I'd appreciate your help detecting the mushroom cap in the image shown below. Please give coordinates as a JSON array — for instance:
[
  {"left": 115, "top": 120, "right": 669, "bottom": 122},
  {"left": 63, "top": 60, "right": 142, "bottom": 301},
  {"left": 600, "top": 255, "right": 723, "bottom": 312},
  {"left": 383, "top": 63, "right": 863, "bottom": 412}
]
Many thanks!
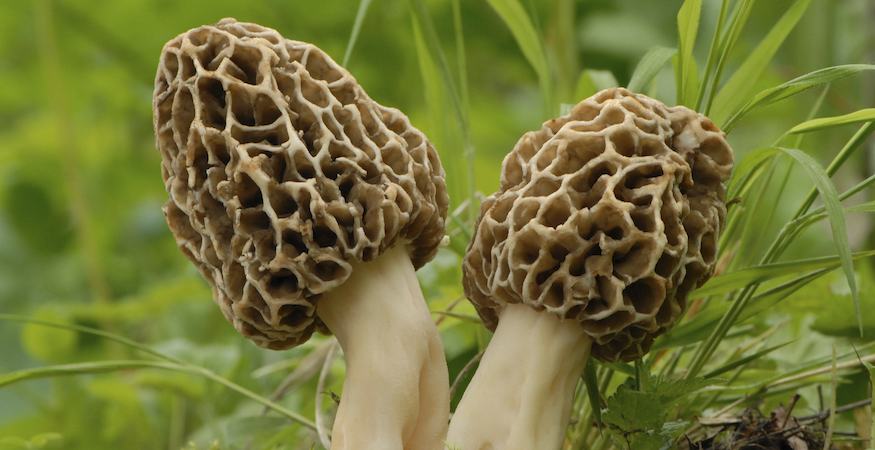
[
  {"left": 153, "top": 19, "right": 448, "bottom": 350},
  {"left": 462, "top": 88, "right": 733, "bottom": 362}
]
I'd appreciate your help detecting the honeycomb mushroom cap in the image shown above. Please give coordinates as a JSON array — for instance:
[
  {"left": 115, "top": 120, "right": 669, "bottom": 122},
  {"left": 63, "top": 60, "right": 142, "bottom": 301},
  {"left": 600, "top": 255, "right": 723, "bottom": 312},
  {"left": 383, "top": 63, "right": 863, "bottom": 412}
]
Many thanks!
[
  {"left": 462, "top": 88, "right": 733, "bottom": 362},
  {"left": 153, "top": 19, "right": 448, "bottom": 350}
]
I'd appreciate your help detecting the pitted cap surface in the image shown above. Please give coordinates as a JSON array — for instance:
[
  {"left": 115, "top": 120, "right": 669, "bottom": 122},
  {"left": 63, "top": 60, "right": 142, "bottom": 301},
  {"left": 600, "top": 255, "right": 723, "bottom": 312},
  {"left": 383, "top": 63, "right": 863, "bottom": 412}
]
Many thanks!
[
  {"left": 462, "top": 88, "right": 732, "bottom": 362},
  {"left": 154, "top": 19, "right": 448, "bottom": 350}
]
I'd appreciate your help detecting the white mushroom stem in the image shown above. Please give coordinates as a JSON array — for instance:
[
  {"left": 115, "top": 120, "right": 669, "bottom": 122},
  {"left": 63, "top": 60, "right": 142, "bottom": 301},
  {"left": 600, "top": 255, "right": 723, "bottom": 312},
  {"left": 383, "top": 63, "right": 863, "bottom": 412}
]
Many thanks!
[
  {"left": 446, "top": 303, "right": 593, "bottom": 450},
  {"left": 317, "top": 245, "right": 450, "bottom": 450}
]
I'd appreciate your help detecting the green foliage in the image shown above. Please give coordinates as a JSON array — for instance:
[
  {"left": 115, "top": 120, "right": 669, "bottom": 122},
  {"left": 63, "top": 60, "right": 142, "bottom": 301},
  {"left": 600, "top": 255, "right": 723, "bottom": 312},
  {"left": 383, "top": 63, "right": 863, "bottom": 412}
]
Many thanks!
[
  {"left": 602, "top": 361, "right": 719, "bottom": 450},
  {"left": 0, "top": 434, "right": 63, "bottom": 450},
  {"left": 1, "top": 0, "right": 874, "bottom": 448}
]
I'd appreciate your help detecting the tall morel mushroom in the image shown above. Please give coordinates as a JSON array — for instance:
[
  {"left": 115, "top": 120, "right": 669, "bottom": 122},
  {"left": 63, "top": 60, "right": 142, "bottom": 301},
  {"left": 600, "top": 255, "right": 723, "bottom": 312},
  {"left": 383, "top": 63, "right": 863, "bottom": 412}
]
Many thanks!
[
  {"left": 153, "top": 19, "right": 450, "bottom": 450},
  {"left": 447, "top": 88, "right": 733, "bottom": 450}
]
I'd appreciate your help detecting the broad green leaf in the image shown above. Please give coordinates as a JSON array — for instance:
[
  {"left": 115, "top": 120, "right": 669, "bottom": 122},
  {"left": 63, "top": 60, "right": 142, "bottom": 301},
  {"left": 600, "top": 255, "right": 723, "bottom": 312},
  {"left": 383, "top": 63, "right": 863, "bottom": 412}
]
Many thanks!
[
  {"left": 778, "top": 147, "right": 859, "bottom": 333},
  {"left": 627, "top": 46, "right": 677, "bottom": 94},
  {"left": 788, "top": 108, "right": 875, "bottom": 134},
  {"left": 675, "top": 0, "right": 702, "bottom": 106},
  {"left": 484, "top": 0, "right": 553, "bottom": 115},
  {"left": 691, "top": 250, "right": 875, "bottom": 299},
  {"left": 574, "top": 69, "right": 618, "bottom": 101},
  {"left": 722, "top": 65, "right": 875, "bottom": 132},
  {"left": 709, "top": 0, "right": 812, "bottom": 122},
  {"left": 342, "top": 0, "right": 374, "bottom": 67}
]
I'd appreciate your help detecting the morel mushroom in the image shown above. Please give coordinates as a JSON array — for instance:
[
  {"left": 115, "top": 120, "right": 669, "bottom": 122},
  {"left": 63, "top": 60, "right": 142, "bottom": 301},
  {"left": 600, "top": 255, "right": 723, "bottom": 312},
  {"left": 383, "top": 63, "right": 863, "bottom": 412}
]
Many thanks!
[
  {"left": 153, "top": 19, "right": 450, "bottom": 450},
  {"left": 447, "top": 88, "right": 733, "bottom": 450}
]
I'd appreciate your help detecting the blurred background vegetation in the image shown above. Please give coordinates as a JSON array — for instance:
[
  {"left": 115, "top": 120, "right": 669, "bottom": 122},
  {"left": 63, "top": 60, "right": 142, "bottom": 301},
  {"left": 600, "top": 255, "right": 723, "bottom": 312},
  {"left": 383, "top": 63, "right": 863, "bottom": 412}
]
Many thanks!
[{"left": 0, "top": 0, "right": 873, "bottom": 449}]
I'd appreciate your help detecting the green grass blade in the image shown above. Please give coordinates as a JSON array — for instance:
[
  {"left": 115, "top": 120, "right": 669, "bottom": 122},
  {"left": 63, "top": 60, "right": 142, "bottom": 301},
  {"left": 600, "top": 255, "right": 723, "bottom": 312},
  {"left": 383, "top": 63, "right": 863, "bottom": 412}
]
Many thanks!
[
  {"left": 778, "top": 147, "right": 860, "bottom": 333},
  {"left": 691, "top": 250, "right": 875, "bottom": 299},
  {"left": 788, "top": 108, "right": 875, "bottom": 134},
  {"left": 0, "top": 315, "right": 321, "bottom": 431},
  {"left": 701, "top": 339, "right": 797, "bottom": 379},
  {"left": 709, "top": 0, "right": 811, "bottom": 121},
  {"left": 702, "top": 0, "right": 756, "bottom": 115},
  {"left": 0, "top": 360, "right": 192, "bottom": 388},
  {"left": 722, "top": 65, "right": 875, "bottom": 132},
  {"left": 342, "top": 0, "right": 374, "bottom": 67},
  {"left": 786, "top": 84, "right": 830, "bottom": 149},
  {"left": 583, "top": 359, "right": 603, "bottom": 434},
  {"left": 484, "top": 0, "right": 553, "bottom": 115},
  {"left": 407, "top": 0, "right": 467, "bottom": 131},
  {"left": 675, "top": 0, "right": 702, "bottom": 106},
  {"left": 726, "top": 147, "right": 782, "bottom": 201},
  {"left": 654, "top": 269, "right": 828, "bottom": 351},
  {"left": 430, "top": 310, "right": 482, "bottom": 324},
  {"left": 694, "top": 0, "right": 730, "bottom": 110},
  {"left": 0, "top": 314, "right": 185, "bottom": 365},
  {"left": 793, "top": 122, "right": 875, "bottom": 217},
  {"left": 627, "top": 46, "right": 677, "bottom": 94}
]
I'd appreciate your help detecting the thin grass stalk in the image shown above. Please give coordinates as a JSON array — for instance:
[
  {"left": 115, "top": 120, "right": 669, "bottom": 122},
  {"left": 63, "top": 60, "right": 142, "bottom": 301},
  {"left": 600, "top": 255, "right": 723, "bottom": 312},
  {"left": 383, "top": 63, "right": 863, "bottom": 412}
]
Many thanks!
[
  {"left": 33, "top": 0, "right": 110, "bottom": 303},
  {"left": 450, "top": 0, "right": 477, "bottom": 229},
  {"left": 694, "top": 0, "right": 731, "bottom": 111},
  {"left": 822, "top": 345, "right": 837, "bottom": 450},
  {"left": 342, "top": 0, "right": 373, "bottom": 67},
  {"left": 703, "top": 0, "right": 757, "bottom": 116}
]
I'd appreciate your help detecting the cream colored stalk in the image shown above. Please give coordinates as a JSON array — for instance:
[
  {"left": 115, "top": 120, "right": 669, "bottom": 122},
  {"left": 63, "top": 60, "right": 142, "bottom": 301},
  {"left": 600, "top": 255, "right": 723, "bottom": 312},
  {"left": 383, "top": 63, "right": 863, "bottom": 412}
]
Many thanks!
[{"left": 318, "top": 245, "right": 450, "bottom": 450}]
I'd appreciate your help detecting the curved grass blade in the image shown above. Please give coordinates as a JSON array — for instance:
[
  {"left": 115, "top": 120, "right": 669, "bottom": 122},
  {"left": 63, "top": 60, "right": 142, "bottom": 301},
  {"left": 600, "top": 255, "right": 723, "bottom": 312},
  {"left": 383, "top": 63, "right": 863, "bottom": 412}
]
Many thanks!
[
  {"left": 709, "top": 0, "right": 811, "bottom": 121},
  {"left": 484, "top": 0, "right": 553, "bottom": 115},
  {"left": 0, "top": 314, "right": 185, "bottom": 364},
  {"left": 792, "top": 121, "right": 875, "bottom": 216},
  {"left": 0, "top": 315, "right": 321, "bottom": 431},
  {"left": 691, "top": 250, "right": 875, "bottom": 299},
  {"left": 654, "top": 268, "right": 828, "bottom": 351},
  {"left": 726, "top": 147, "right": 782, "bottom": 200},
  {"left": 430, "top": 310, "right": 482, "bottom": 324},
  {"left": 0, "top": 360, "right": 188, "bottom": 388},
  {"left": 778, "top": 147, "right": 859, "bottom": 334},
  {"left": 701, "top": 339, "right": 797, "bottom": 379},
  {"left": 675, "top": 0, "right": 702, "bottom": 106},
  {"left": 342, "top": 0, "right": 374, "bottom": 67},
  {"left": 627, "top": 46, "right": 677, "bottom": 94},
  {"left": 722, "top": 65, "right": 875, "bottom": 132},
  {"left": 787, "top": 108, "right": 875, "bottom": 134}
]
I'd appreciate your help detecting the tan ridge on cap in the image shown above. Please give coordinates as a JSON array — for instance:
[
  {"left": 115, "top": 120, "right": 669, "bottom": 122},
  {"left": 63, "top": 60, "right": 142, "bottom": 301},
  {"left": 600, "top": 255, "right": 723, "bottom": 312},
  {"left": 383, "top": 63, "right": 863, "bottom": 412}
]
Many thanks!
[
  {"left": 153, "top": 18, "right": 448, "bottom": 350},
  {"left": 463, "top": 88, "right": 733, "bottom": 363}
]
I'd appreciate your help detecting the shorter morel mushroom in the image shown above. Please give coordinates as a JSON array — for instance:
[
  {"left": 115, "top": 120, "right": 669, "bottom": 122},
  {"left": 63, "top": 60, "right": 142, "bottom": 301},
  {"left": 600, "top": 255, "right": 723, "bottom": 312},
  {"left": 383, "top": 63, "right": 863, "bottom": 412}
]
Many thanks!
[
  {"left": 153, "top": 19, "right": 450, "bottom": 450},
  {"left": 447, "top": 88, "right": 733, "bottom": 450}
]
